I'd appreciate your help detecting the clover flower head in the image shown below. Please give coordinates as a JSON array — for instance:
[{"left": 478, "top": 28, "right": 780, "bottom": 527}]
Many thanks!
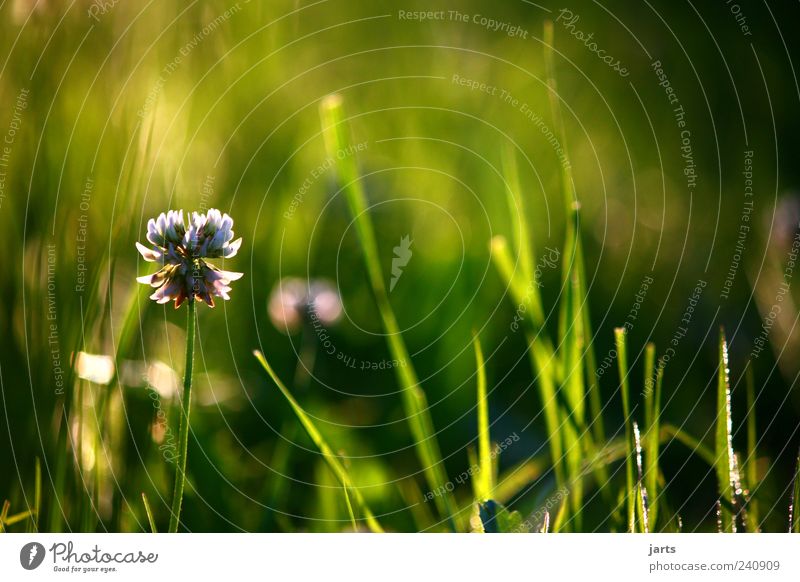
[{"left": 136, "top": 208, "right": 243, "bottom": 308}]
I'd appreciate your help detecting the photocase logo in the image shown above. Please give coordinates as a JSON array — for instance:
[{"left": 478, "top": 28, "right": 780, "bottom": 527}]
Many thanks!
[
  {"left": 20, "top": 542, "right": 46, "bottom": 570},
  {"left": 390, "top": 235, "right": 413, "bottom": 292}
]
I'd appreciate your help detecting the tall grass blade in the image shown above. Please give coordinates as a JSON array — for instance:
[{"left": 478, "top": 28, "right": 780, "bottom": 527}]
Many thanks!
[
  {"left": 253, "top": 350, "right": 384, "bottom": 533},
  {"left": 791, "top": 447, "right": 800, "bottom": 533},
  {"left": 530, "top": 339, "right": 566, "bottom": 490},
  {"left": 543, "top": 19, "right": 611, "bottom": 524},
  {"left": 715, "top": 327, "right": 736, "bottom": 532},
  {"left": 744, "top": 363, "right": 760, "bottom": 531},
  {"left": 32, "top": 457, "right": 41, "bottom": 532},
  {"left": 141, "top": 493, "right": 157, "bottom": 533},
  {"left": 490, "top": 234, "right": 566, "bottom": 496},
  {"left": 644, "top": 345, "right": 662, "bottom": 530},
  {"left": 473, "top": 335, "right": 492, "bottom": 502},
  {"left": 633, "top": 422, "right": 649, "bottom": 533},
  {"left": 320, "top": 95, "right": 457, "bottom": 530},
  {"left": 501, "top": 145, "right": 541, "bottom": 324},
  {"left": 614, "top": 328, "right": 635, "bottom": 532},
  {"left": 342, "top": 482, "right": 359, "bottom": 532}
]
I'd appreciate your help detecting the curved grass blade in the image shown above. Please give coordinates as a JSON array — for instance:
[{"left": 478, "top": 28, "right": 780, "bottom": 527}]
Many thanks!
[
  {"left": 660, "top": 424, "right": 716, "bottom": 467},
  {"left": 320, "top": 96, "right": 457, "bottom": 530},
  {"left": 254, "top": 350, "right": 383, "bottom": 533}
]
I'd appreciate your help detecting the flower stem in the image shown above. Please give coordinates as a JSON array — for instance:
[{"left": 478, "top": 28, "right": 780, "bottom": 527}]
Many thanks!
[{"left": 169, "top": 299, "right": 195, "bottom": 533}]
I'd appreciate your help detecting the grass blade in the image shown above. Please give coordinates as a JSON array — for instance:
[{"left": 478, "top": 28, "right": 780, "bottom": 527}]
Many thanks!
[
  {"left": 473, "top": 334, "right": 492, "bottom": 502},
  {"left": 530, "top": 338, "right": 566, "bottom": 491},
  {"left": 744, "top": 363, "right": 760, "bottom": 531},
  {"left": 715, "top": 327, "right": 736, "bottom": 532},
  {"left": 490, "top": 228, "right": 566, "bottom": 500},
  {"left": 32, "top": 457, "right": 41, "bottom": 532},
  {"left": 0, "top": 500, "right": 9, "bottom": 533},
  {"left": 633, "top": 422, "right": 649, "bottom": 533},
  {"left": 644, "top": 347, "right": 663, "bottom": 531},
  {"left": 320, "top": 95, "right": 457, "bottom": 530},
  {"left": 614, "top": 328, "right": 635, "bottom": 532},
  {"left": 661, "top": 424, "right": 716, "bottom": 467},
  {"left": 254, "top": 350, "right": 383, "bottom": 533},
  {"left": 141, "top": 493, "right": 157, "bottom": 533},
  {"left": 501, "top": 145, "right": 542, "bottom": 325}
]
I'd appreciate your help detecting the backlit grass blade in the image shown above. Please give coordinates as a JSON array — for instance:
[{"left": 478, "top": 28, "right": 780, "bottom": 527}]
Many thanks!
[
  {"left": 715, "top": 327, "right": 736, "bottom": 532},
  {"left": 633, "top": 422, "right": 649, "bottom": 533},
  {"left": 320, "top": 95, "right": 457, "bottom": 530},
  {"left": 744, "top": 363, "right": 760, "bottom": 531},
  {"left": 473, "top": 335, "right": 492, "bottom": 502},
  {"left": 530, "top": 338, "right": 566, "bottom": 491},
  {"left": 644, "top": 346, "right": 663, "bottom": 531},
  {"left": 501, "top": 144, "right": 542, "bottom": 324},
  {"left": 254, "top": 350, "right": 384, "bottom": 533},
  {"left": 544, "top": 20, "right": 612, "bottom": 523},
  {"left": 490, "top": 217, "right": 565, "bottom": 497},
  {"left": 614, "top": 328, "right": 635, "bottom": 532},
  {"left": 543, "top": 20, "right": 577, "bottom": 218},
  {"left": 141, "top": 492, "right": 157, "bottom": 533},
  {"left": 543, "top": 17, "right": 605, "bottom": 438}
]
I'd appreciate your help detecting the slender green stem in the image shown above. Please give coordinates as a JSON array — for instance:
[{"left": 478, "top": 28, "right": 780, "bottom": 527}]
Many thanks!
[{"left": 169, "top": 299, "right": 196, "bottom": 533}]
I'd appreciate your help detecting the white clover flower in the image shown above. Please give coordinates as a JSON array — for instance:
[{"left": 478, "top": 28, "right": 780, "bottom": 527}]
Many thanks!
[{"left": 136, "top": 208, "right": 243, "bottom": 308}]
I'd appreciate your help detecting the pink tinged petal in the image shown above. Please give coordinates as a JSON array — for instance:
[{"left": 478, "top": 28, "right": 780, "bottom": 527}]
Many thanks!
[
  {"left": 204, "top": 267, "right": 243, "bottom": 284},
  {"left": 151, "top": 289, "right": 172, "bottom": 304},
  {"left": 136, "top": 242, "right": 162, "bottom": 262},
  {"left": 136, "top": 274, "right": 154, "bottom": 285}
]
